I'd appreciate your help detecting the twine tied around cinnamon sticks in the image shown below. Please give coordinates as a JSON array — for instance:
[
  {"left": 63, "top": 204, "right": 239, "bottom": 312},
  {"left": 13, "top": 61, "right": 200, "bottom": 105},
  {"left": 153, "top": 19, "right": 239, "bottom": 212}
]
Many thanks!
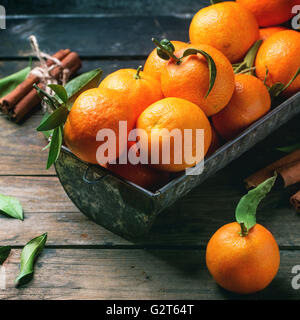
[
  {"left": 29, "top": 35, "right": 69, "bottom": 112},
  {"left": 0, "top": 35, "right": 81, "bottom": 123}
]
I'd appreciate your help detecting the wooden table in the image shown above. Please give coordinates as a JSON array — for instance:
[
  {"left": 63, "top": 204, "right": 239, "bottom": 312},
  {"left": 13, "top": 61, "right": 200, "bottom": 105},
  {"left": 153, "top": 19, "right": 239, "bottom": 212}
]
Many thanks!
[{"left": 0, "top": 0, "right": 300, "bottom": 300}]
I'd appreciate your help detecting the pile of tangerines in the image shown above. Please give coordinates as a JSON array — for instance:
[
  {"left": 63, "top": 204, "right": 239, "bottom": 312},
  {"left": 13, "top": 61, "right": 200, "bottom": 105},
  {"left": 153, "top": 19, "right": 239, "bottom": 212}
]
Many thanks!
[
  {"left": 64, "top": 0, "right": 300, "bottom": 190},
  {"left": 63, "top": 0, "right": 300, "bottom": 295}
]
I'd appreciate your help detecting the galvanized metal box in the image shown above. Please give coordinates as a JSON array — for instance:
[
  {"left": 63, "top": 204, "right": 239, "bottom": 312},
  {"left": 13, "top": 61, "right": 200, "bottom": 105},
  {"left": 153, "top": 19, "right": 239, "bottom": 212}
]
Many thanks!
[{"left": 55, "top": 92, "right": 300, "bottom": 239}]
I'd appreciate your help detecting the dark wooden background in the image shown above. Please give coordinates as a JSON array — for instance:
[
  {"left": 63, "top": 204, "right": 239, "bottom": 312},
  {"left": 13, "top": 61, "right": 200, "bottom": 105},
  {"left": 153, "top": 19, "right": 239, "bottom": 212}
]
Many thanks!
[{"left": 0, "top": 0, "right": 300, "bottom": 300}]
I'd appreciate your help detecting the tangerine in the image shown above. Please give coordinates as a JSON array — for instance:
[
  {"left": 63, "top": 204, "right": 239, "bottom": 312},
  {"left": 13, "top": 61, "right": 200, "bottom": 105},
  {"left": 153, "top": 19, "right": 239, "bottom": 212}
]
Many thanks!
[
  {"left": 206, "top": 222, "right": 280, "bottom": 294},
  {"left": 189, "top": 2, "right": 259, "bottom": 63},
  {"left": 137, "top": 97, "right": 212, "bottom": 172},
  {"left": 212, "top": 74, "right": 271, "bottom": 141}
]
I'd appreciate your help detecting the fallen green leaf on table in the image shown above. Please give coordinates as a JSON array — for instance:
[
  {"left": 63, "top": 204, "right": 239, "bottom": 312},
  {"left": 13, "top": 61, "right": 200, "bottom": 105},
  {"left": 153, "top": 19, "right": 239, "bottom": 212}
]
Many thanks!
[
  {"left": 0, "top": 193, "right": 23, "bottom": 220},
  {"left": 236, "top": 173, "right": 277, "bottom": 235},
  {"left": 0, "top": 64, "right": 31, "bottom": 99},
  {"left": 15, "top": 233, "right": 47, "bottom": 287},
  {"left": 0, "top": 246, "right": 11, "bottom": 265}
]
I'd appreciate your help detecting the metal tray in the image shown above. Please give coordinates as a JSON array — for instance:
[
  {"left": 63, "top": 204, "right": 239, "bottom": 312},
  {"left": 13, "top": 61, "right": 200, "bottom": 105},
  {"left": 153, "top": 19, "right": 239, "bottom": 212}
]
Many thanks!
[{"left": 55, "top": 91, "right": 300, "bottom": 239}]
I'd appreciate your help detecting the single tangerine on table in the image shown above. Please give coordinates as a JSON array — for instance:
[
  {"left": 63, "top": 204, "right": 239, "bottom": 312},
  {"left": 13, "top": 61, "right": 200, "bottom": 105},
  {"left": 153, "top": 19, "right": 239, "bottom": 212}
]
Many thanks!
[
  {"left": 259, "top": 26, "right": 289, "bottom": 41},
  {"left": 206, "top": 175, "right": 280, "bottom": 294},
  {"left": 206, "top": 222, "right": 280, "bottom": 294},
  {"left": 137, "top": 97, "right": 212, "bottom": 172},
  {"left": 189, "top": 2, "right": 259, "bottom": 63},
  {"left": 64, "top": 87, "right": 135, "bottom": 164},
  {"left": 236, "top": 0, "right": 296, "bottom": 27},
  {"left": 160, "top": 43, "right": 235, "bottom": 116},
  {"left": 212, "top": 74, "right": 271, "bottom": 141},
  {"left": 144, "top": 40, "right": 188, "bottom": 83},
  {"left": 255, "top": 30, "right": 300, "bottom": 97},
  {"left": 99, "top": 67, "right": 163, "bottom": 122}
]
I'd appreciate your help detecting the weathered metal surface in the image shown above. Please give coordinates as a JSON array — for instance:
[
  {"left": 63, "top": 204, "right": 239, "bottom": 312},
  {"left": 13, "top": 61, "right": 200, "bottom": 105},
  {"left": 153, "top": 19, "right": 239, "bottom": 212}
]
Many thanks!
[
  {"left": 55, "top": 151, "right": 161, "bottom": 239},
  {"left": 55, "top": 92, "right": 300, "bottom": 238}
]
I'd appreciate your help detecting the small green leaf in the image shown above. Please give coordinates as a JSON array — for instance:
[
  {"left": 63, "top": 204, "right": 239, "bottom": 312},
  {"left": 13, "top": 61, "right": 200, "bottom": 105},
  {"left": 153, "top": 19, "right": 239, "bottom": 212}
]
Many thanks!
[
  {"left": 181, "top": 48, "right": 217, "bottom": 98},
  {"left": 65, "top": 68, "right": 103, "bottom": 109},
  {"left": 0, "top": 246, "right": 11, "bottom": 265},
  {"left": 282, "top": 67, "right": 300, "bottom": 93},
  {"left": 233, "top": 40, "right": 262, "bottom": 75},
  {"left": 235, "top": 173, "right": 277, "bottom": 234},
  {"left": 39, "top": 112, "right": 53, "bottom": 139},
  {"left": 46, "top": 126, "right": 63, "bottom": 169},
  {"left": 269, "top": 82, "right": 285, "bottom": 100},
  {"left": 15, "top": 233, "right": 47, "bottom": 287},
  {"left": 269, "top": 67, "right": 300, "bottom": 100},
  {"left": 0, "top": 66, "right": 31, "bottom": 99},
  {"left": 48, "top": 84, "right": 68, "bottom": 104},
  {"left": 0, "top": 193, "right": 23, "bottom": 220},
  {"left": 277, "top": 143, "right": 300, "bottom": 153},
  {"left": 37, "top": 106, "right": 68, "bottom": 131}
]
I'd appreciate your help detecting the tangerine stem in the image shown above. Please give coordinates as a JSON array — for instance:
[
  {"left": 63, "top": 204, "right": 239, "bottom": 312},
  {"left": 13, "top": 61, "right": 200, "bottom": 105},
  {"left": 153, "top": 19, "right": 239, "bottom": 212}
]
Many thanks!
[
  {"left": 240, "top": 223, "right": 248, "bottom": 237},
  {"left": 33, "top": 84, "right": 57, "bottom": 111},
  {"left": 151, "top": 38, "right": 181, "bottom": 63},
  {"left": 134, "top": 65, "right": 143, "bottom": 79}
]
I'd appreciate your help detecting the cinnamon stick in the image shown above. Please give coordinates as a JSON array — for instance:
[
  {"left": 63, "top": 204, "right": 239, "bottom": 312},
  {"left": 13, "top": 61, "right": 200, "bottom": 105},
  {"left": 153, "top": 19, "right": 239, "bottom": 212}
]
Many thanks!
[
  {"left": 12, "top": 83, "right": 42, "bottom": 123},
  {"left": 277, "top": 160, "right": 300, "bottom": 188},
  {"left": 244, "top": 149, "right": 300, "bottom": 189},
  {"left": 50, "top": 51, "right": 81, "bottom": 78},
  {"left": 0, "top": 49, "right": 70, "bottom": 112},
  {"left": 4, "top": 50, "right": 81, "bottom": 123},
  {"left": 290, "top": 190, "right": 300, "bottom": 213}
]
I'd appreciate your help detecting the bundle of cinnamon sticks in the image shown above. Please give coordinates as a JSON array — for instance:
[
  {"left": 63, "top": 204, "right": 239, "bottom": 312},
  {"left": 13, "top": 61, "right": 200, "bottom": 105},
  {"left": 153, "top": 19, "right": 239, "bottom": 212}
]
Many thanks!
[
  {"left": 0, "top": 49, "right": 81, "bottom": 123},
  {"left": 245, "top": 149, "right": 300, "bottom": 212}
]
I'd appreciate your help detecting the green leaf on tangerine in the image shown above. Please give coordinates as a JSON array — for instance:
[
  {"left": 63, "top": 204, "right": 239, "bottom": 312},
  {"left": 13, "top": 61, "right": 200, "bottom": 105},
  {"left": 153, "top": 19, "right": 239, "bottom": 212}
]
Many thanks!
[
  {"left": 181, "top": 48, "right": 217, "bottom": 98},
  {"left": 48, "top": 84, "right": 68, "bottom": 104},
  {"left": 65, "top": 68, "right": 103, "bottom": 110},
  {"left": 235, "top": 173, "right": 277, "bottom": 234},
  {"left": 46, "top": 125, "right": 63, "bottom": 169},
  {"left": 37, "top": 106, "right": 68, "bottom": 131}
]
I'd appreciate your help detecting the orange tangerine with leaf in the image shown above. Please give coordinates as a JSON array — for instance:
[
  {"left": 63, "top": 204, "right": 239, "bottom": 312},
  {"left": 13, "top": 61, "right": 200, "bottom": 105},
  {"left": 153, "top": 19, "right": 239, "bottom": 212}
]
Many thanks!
[
  {"left": 255, "top": 30, "right": 300, "bottom": 97},
  {"left": 144, "top": 40, "right": 188, "bottom": 83},
  {"left": 154, "top": 39, "right": 235, "bottom": 117},
  {"left": 206, "top": 175, "right": 280, "bottom": 294}
]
